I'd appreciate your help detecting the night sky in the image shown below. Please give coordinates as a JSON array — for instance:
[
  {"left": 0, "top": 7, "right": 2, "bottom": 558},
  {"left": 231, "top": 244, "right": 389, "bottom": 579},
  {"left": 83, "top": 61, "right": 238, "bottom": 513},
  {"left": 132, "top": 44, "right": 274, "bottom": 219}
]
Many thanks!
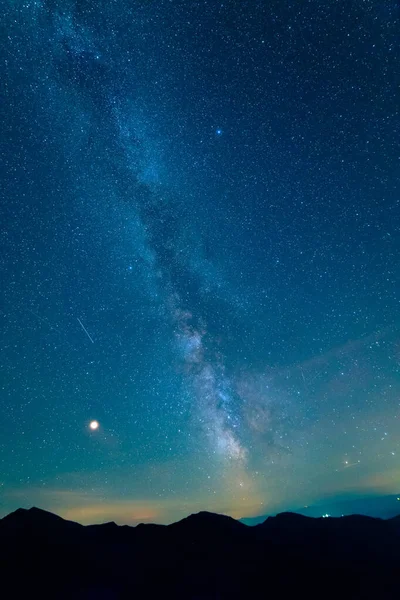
[{"left": 1, "top": 0, "right": 400, "bottom": 525}]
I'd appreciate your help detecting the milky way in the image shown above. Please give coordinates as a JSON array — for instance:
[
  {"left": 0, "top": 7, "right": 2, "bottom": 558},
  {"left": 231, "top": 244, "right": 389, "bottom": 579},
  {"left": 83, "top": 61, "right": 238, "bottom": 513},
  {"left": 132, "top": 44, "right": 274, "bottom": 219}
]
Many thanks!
[{"left": 1, "top": 0, "right": 399, "bottom": 524}]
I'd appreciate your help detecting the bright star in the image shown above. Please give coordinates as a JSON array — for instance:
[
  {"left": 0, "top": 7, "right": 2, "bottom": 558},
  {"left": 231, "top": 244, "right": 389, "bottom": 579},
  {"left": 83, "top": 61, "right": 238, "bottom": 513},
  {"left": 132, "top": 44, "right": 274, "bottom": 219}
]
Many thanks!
[
  {"left": 216, "top": 129, "right": 222, "bottom": 136},
  {"left": 89, "top": 420, "right": 99, "bottom": 431}
]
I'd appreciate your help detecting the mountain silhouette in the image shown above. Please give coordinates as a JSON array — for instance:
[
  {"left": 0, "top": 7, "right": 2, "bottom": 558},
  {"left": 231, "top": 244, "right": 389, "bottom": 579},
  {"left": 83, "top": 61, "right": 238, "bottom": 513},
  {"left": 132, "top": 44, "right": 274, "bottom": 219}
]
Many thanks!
[
  {"left": 240, "top": 494, "right": 400, "bottom": 524},
  {"left": 1, "top": 507, "right": 399, "bottom": 599},
  {"left": 170, "top": 510, "right": 247, "bottom": 536},
  {"left": 1, "top": 506, "right": 81, "bottom": 529}
]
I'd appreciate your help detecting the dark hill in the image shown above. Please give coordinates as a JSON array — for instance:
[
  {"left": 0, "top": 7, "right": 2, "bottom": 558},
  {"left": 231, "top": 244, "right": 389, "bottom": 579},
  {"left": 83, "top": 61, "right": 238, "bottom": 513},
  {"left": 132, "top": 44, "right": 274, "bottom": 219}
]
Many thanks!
[
  {"left": 170, "top": 510, "right": 247, "bottom": 536},
  {"left": 0, "top": 507, "right": 399, "bottom": 599},
  {"left": 0, "top": 506, "right": 83, "bottom": 537}
]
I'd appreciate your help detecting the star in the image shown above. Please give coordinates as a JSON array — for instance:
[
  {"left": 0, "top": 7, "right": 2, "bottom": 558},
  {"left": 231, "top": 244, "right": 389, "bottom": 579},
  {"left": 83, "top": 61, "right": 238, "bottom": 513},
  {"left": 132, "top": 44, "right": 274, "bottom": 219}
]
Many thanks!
[{"left": 89, "top": 420, "right": 99, "bottom": 431}]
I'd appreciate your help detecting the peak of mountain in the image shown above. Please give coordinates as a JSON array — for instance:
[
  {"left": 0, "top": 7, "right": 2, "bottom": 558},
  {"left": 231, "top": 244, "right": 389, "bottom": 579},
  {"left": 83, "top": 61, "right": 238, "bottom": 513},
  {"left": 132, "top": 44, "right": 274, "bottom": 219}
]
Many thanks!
[
  {"left": 86, "top": 521, "right": 118, "bottom": 530},
  {"left": 0, "top": 506, "right": 82, "bottom": 534},
  {"left": 257, "top": 511, "right": 313, "bottom": 527},
  {"left": 179, "top": 510, "right": 234, "bottom": 522},
  {"left": 3, "top": 506, "right": 64, "bottom": 523},
  {"left": 255, "top": 511, "right": 317, "bottom": 538},
  {"left": 29, "top": 506, "right": 69, "bottom": 521},
  {"left": 136, "top": 522, "right": 166, "bottom": 530},
  {"left": 171, "top": 510, "right": 246, "bottom": 531},
  {"left": 274, "top": 511, "right": 313, "bottom": 521},
  {"left": 338, "top": 513, "right": 381, "bottom": 523}
]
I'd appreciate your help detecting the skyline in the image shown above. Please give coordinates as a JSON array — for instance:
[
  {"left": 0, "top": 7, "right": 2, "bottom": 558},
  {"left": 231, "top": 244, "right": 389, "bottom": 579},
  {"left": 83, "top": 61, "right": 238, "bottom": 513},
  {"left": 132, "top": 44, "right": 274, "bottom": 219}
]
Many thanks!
[{"left": 1, "top": 0, "right": 399, "bottom": 525}]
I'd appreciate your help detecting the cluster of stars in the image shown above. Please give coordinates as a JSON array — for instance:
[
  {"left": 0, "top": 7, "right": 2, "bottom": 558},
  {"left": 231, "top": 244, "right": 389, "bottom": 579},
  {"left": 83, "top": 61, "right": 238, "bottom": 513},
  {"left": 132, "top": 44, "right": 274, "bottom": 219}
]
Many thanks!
[{"left": 0, "top": 0, "right": 399, "bottom": 525}]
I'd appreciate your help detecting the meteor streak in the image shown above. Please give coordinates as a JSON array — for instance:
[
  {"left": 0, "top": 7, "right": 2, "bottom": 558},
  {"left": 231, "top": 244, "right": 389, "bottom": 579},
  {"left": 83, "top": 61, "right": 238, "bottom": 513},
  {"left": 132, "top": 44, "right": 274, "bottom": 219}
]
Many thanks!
[{"left": 77, "top": 318, "right": 94, "bottom": 344}]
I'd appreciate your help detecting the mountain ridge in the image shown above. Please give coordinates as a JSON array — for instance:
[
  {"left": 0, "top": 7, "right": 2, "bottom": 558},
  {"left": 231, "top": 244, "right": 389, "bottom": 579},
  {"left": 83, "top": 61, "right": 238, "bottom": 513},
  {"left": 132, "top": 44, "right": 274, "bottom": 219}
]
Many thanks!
[
  {"left": 240, "top": 494, "right": 400, "bottom": 525},
  {"left": 3, "top": 505, "right": 399, "bottom": 529},
  {"left": 1, "top": 506, "right": 399, "bottom": 598}
]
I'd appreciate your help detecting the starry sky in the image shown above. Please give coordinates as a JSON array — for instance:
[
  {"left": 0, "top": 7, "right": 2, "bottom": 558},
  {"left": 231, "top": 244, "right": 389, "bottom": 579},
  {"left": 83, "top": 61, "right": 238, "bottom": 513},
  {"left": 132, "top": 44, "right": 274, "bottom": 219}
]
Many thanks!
[{"left": 1, "top": 0, "right": 399, "bottom": 525}]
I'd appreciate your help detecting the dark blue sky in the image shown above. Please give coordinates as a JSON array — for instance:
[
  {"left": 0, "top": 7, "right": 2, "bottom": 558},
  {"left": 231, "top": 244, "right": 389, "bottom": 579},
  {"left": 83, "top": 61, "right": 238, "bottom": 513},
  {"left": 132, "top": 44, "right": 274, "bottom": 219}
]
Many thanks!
[{"left": 1, "top": 0, "right": 399, "bottom": 524}]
